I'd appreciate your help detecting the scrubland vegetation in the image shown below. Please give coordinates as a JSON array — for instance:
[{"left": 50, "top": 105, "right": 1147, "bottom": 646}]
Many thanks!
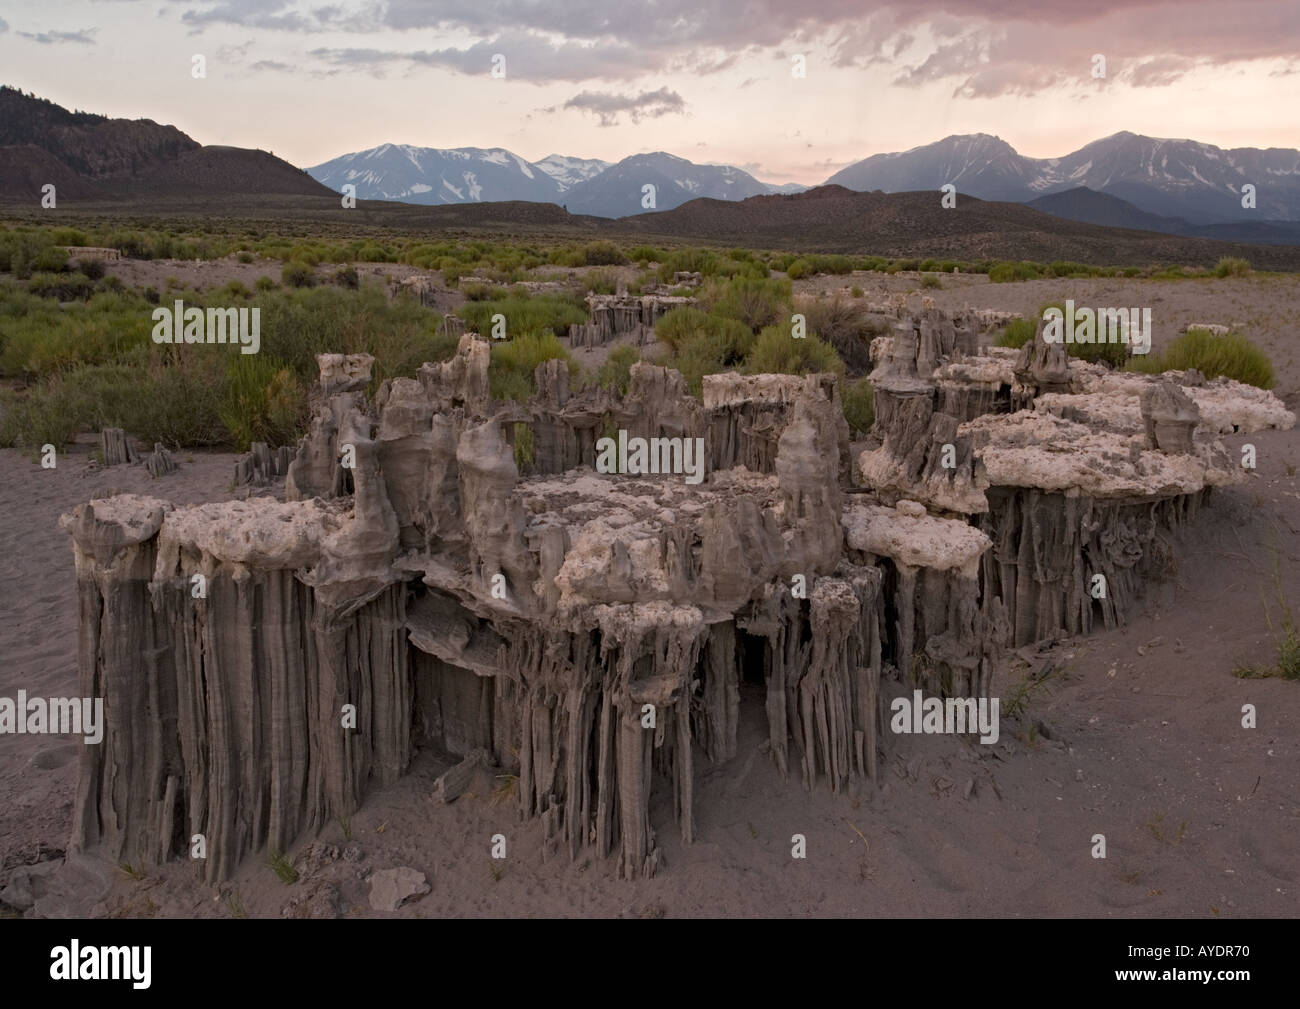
[
  {"left": 0, "top": 222, "right": 1279, "bottom": 457},
  {"left": 994, "top": 300, "right": 1275, "bottom": 387}
]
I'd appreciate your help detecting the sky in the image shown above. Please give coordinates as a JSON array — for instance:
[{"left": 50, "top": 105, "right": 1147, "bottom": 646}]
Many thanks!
[{"left": 1, "top": 0, "right": 1297, "bottom": 184}]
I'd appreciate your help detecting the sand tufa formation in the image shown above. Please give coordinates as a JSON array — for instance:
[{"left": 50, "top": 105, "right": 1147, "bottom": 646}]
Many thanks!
[{"left": 63, "top": 309, "right": 1293, "bottom": 881}]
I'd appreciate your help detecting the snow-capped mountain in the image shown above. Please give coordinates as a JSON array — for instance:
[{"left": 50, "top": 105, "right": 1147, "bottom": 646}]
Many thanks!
[
  {"left": 534, "top": 154, "right": 610, "bottom": 191},
  {"left": 827, "top": 134, "right": 1038, "bottom": 203},
  {"left": 827, "top": 132, "right": 1300, "bottom": 223},
  {"left": 307, "top": 144, "right": 802, "bottom": 215},
  {"left": 307, "top": 144, "right": 566, "bottom": 204},
  {"left": 1033, "top": 132, "right": 1300, "bottom": 223},
  {"left": 561, "top": 152, "right": 790, "bottom": 218}
]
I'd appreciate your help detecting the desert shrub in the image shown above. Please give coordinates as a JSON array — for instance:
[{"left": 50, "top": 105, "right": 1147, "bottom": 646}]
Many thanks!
[
  {"left": 994, "top": 317, "right": 1036, "bottom": 349},
  {"left": 697, "top": 274, "right": 792, "bottom": 333},
  {"left": 711, "top": 257, "right": 769, "bottom": 280},
  {"left": 332, "top": 265, "right": 359, "bottom": 289},
  {"left": 712, "top": 317, "right": 758, "bottom": 361},
  {"left": 795, "top": 295, "right": 881, "bottom": 375},
  {"left": 1214, "top": 257, "right": 1251, "bottom": 278},
  {"left": 459, "top": 293, "right": 586, "bottom": 341},
  {"left": 628, "top": 245, "right": 663, "bottom": 264},
  {"left": 1127, "top": 328, "right": 1274, "bottom": 389},
  {"left": 0, "top": 372, "right": 97, "bottom": 450},
  {"left": 27, "top": 271, "right": 94, "bottom": 300},
  {"left": 850, "top": 286, "right": 864, "bottom": 298},
  {"left": 590, "top": 343, "right": 640, "bottom": 396},
  {"left": 1, "top": 233, "right": 65, "bottom": 277},
  {"left": 50, "top": 227, "right": 88, "bottom": 247},
  {"left": 32, "top": 245, "right": 69, "bottom": 273},
  {"left": 920, "top": 274, "right": 943, "bottom": 290},
  {"left": 582, "top": 241, "right": 627, "bottom": 266},
  {"left": 583, "top": 267, "right": 620, "bottom": 295},
  {"left": 490, "top": 331, "right": 575, "bottom": 402},
  {"left": 654, "top": 306, "right": 754, "bottom": 362},
  {"left": 255, "top": 275, "right": 276, "bottom": 292},
  {"left": 0, "top": 349, "right": 228, "bottom": 452},
  {"left": 549, "top": 247, "right": 586, "bottom": 269},
  {"left": 744, "top": 322, "right": 844, "bottom": 377},
  {"left": 807, "top": 254, "right": 854, "bottom": 275},
  {"left": 218, "top": 355, "right": 309, "bottom": 450},
  {"left": 655, "top": 306, "right": 715, "bottom": 354},
  {"left": 987, "top": 260, "right": 1043, "bottom": 283},
  {"left": 254, "top": 285, "right": 452, "bottom": 386},
  {"left": 281, "top": 260, "right": 315, "bottom": 288},
  {"left": 286, "top": 243, "right": 327, "bottom": 266},
  {"left": 841, "top": 378, "right": 875, "bottom": 437},
  {"left": 666, "top": 330, "right": 729, "bottom": 398},
  {"left": 459, "top": 282, "right": 495, "bottom": 301},
  {"left": 654, "top": 247, "right": 722, "bottom": 282},
  {"left": 236, "top": 251, "right": 255, "bottom": 264},
  {"left": 1070, "top": 336, "right": 1129, "bottom": 367},
  {"left": 0, "top": 289, "right": 152, "bottom": 377},
  {"left": 135, "top": 354, "right": 231, "bottom": 446},
  {"left": 785, "top": 258, "right": 811, "bottom": 280},
  {"left": 353, "top": 241, "right": 393, "bottom": 263}
]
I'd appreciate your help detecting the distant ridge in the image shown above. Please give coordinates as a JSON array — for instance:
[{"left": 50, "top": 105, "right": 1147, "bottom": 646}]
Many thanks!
[
  {"left": 0, "top": 86, "right": 335, "bottom": 203},
  {"left": 306, "top": 143, "right": 805, "bottom": 215}
]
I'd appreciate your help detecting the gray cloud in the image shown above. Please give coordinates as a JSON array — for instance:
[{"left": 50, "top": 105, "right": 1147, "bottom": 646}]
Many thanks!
[
  {"left": 217, "top": 39, "right": 254, "bottom": 60},
  {"left": 555, "top": 87, "right": 687, "bottom": 127},
  {"left": 168, "top": 0, "right": 1300, "bottom": 96},
  {"left": 0, "top": 17, "right": 8, "bottom": 33},
  {"left": 311, "top": 31, "right": 649, "bottom": 82},
  {"left": 1125, "top": 55, "right": 1201, "bottom": 88},
  {"left": 250, "top": 59, "right": 294, "bottom": 72},
  {"left": 18, "top": 29, "right": 98, "bottom": 45},
  {"left": 178, "top": 0, "right": 376, "bottom": 32}
]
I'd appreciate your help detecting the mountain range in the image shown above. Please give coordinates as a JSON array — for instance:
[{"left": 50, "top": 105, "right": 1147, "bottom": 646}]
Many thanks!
[
  {"left": 306, "top": 145, "right": 804, "bottom": 218},
  {"left": 826, "top": 132, "right": 1300, "bottom": 225},
  {"left": 3, "top": 84, "right": 1300, "bottom": 252},
  {"left": 307, "top": 131, "right": 1300, "bottom": 237}
]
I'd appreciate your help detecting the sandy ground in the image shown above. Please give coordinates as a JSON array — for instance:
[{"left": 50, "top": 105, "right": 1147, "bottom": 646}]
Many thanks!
[{"left": 1, "top": 268, "right": 1298, "bottom": 917}]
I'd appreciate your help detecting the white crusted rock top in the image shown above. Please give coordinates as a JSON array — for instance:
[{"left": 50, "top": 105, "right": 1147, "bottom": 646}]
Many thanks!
[
  {"left": 935, "top": 355, "right": 1016, "bottom": 386},
  {"left": 154, "top": 497, "right": 348, "bottom": 571},
  {"left": 61, "top": 494, "right": 173, "bottom": 575},
  {"left": 961, "top": 411, "right": 1239, "bottom": 497},
  {"left": 702, "top": 372, "right": 830, "bottom": 409},
  {"left": 1072, "top": 369, "right": 1295, "bottom": 434},
  {"left": 843, "top": 501, "right": 990, "bottom": 576}
]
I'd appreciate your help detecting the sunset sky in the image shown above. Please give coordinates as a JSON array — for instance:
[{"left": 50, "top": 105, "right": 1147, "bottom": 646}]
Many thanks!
[{"left": 2, "top": 0, "right": 1297, "bottom": 183}]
